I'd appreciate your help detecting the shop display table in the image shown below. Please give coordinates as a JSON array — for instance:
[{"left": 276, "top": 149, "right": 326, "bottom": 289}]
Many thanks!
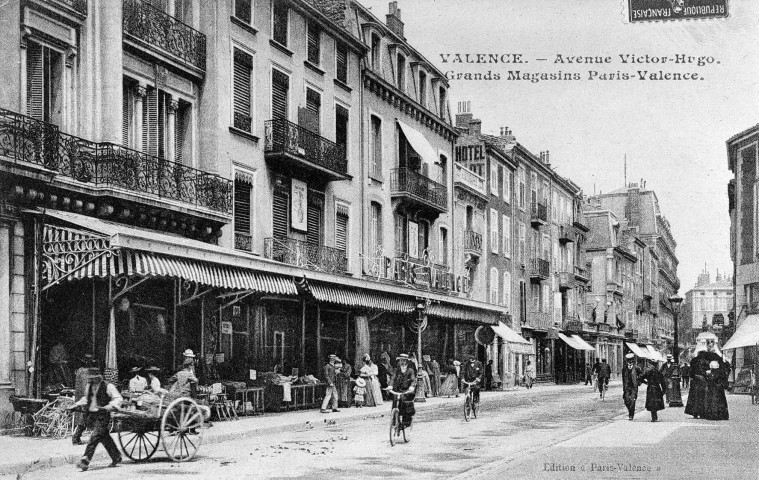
[
  {"left": 265, "top": 383, "right": 325, "bottom": 412},
  {"left": 234, "top": 387, "right": 265, "bottom": 416}
]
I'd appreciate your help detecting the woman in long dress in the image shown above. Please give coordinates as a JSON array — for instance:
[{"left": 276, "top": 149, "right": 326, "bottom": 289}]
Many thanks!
[
  {"left": 361, "top": 354, "right": 383, "bottom": 406},
  {"left": 335, "top": 361, "right": 352, "bottom": 408},
  {"left": 439, "top": 359, "right": 459, "bottom": 397},
  {"left": 360, "top": 357, "right": 377, "bottom": 407}
]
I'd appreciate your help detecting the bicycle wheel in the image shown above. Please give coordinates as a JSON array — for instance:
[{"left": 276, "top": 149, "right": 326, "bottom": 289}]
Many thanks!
[
  {"left": 389, "top": 409, "right": 399, "bottom": 446},
  {"left": 401, "top": 419, "right": 410, "bottom": 443},
  {"left": 464, "top": 395, "right": 471, "bottom": 422},
  {"left": 472, "top": 397, "right": 479, "bottom": 419}
]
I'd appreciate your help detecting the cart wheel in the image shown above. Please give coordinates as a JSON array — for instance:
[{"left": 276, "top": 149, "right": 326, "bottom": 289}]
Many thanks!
[
  {"left": 161, "top": 398, "right": 204, "bottom": 462},
  {"left": 118, "top": 425, "right": 160, "bottom": 462}
]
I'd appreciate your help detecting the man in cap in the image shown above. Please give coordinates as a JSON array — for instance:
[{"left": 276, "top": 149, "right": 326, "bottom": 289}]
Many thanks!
[
  {"left": 660, "top": 353, "right": 678, "bottom": 403},
  {"left": 69, "top": 370, "right": 123, "bottom": 471},
  {"left": 388, "top": 354, "right": 417, "bottom": 427},
  {"left": 320, "top": 354, "right": 340, "bottom": 413},
  {"left": 462, "top": 354, "right": 483, "bottom": 404},
  {"left": 621, "top": 353, "right": 642, "bottom": 420}
]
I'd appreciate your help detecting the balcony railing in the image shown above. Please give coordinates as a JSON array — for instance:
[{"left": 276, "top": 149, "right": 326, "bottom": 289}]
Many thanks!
[
  {"left": 390, "top": 167, "right": 447, "bottom": 211},
  {"left": 526, "top": 312, "right": 552, "bottom": 331},
  {"left": 597, "top": 323, "right": 612, "bottom": 333},
  {"left": 463, "top": 229, "right": 483, "bottom": 256},
  {"left": 563, "top": 316, "right": 583, "bottom": 333},
  {"left": 558, "top": 224, "right": 574, "bottom": 243},
  {"left": 531, "top": 202, "right": 548, "bottom": 226},
  {"left": 264, "top": 118, "right": 348, "bottom": 178},
  {"left": 529, "top": 258, "right": 550, "bottom": 280},
  {"left": 264, "top": 237, "right": 348, "bottom": 274},
  {"left": 46, "top": 0, "right": 88, "bottom": 16},
  {"left": 234, "top": 232, "right": 252, "bottom": 252},
  {"left": 574, "top": 265, "right": 589, "bottom": 282},
  {"left": 558, "top": 271, "right": 573, "bottom": 290},
  {"left": 453, "top": 162, "right": 486, "bottom": 196},
  {"left": 233, "top": 112, "right": 252, "bottom": 133},
  {"left": 0, "top": 108, "right": 232, "bottom": 214},
  {"left": 122, "top": 0, "right": 207, "bottom": 72}
]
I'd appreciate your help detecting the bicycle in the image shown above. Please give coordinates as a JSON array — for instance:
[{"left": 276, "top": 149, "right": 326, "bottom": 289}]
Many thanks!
[
  {"left": 462, "top": 379, "right": 480, "bottom": 422},
  {"left": 385, "top": 389, "right": 410, "bottom": 446},
  {"left": 599, "top": 377, "right": 608, "bottom": 401}
]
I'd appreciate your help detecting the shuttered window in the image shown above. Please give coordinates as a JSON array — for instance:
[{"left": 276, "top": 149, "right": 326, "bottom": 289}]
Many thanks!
[
  {"left": 272, "top": 189, "right": 289, "bottom": 239},
  {"left": 370, "top": 115, "right": 382, "bottom": 178},
  {"left": 503, "top": 271, "right": 511, "bottom": 307},
  {"left": 307, "top": 23, "right": 320, "bottom": 66},
  {"left": 394, "top": 213, "right": 406, "bottom": 255},
  {"left": 335, "top": 42, "right": 348, "bottom": 83},
  {"left": 122, "top": 80, "right": 134, "bottom": 147},
  {"left": 503, "top": 215, "right": 511, "bottom": 258},
  {"left": 272, "top": 1, "right": 288, "bottom": 47},
  {"left": 271, "top": 69, "right": 289, "bottom": 120},
  {"left": 335, "top": 207, "right": 349, "bottom": 253},
  {"left": 418, "top": 70, "right": 426, "bottom": 108},
  {"left": 490, "top": 267, "right": 499, "bottom": 305},
  {"left": 396, "top": 54, "right": 405, "bottom": 91},
  {"left": 370, "top": 202, "right": 382, "bottom": 256},
  {"left": 175, "top": 104, "right": 185, "bottom": 164},
  {"left": 26, "top": 42, "right": 44, "bottom": 120},
  {"left": 143, "top": 87, "right": 159, "bottom": 157},
  {"left": 439, "top": 227, "right": 448, "bottom": 265},
  {"left": 306, "top": 199, "right": 322, "bottom": 246},
  {"left": 234, "top": 180, "right": 252, "bottom": 234},
  {"left": 490, "top": 208, "right": 499, "bottom": 254},
  {"left": 26, "top": 42, "right": 62, "bottom": 124},
  {"left": 438, "top": 87, "right": 447, "bottom": 120},
  {"left": 335, "top": 104, "right": 348, "bottom": 150},
  {"left": 234, "top": 0, "right": 252, "bottom": 24},
  {"left": 306, "top": 88, "right": 320, "bottom": 120},
  {"left": 233, "top": 48, "right": 253, "bottom": 132}
]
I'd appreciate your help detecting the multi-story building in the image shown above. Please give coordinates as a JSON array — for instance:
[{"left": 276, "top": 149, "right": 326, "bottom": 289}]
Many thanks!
[
  {"left": 0, "top": 0, "right": 506, "bottom": 414},
  {"left": 685, "top": 269, "right": 733, "bottom": 330}
]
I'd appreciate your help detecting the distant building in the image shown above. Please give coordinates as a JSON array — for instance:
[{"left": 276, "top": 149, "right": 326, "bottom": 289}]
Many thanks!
[{"left": 684, "top": 269, "right": 733, "bottom": 330}]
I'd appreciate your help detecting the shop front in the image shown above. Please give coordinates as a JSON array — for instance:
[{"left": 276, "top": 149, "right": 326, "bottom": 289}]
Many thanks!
[{"left": 555, "top": 332, "right": 595, "bottom": 383}]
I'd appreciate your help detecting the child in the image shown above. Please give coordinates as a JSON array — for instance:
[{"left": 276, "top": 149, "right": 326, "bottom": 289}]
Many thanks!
[{"left": 353, "top": 377, "right": 366, "bottom": 407}]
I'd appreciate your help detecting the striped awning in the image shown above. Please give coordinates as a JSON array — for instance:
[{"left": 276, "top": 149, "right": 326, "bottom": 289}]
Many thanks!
[
  {"left": 426, "top": 303, "right": 501, "bottom": 325},
  {"left": 306, "top": 282, "right": 416, "bottom": 313}
]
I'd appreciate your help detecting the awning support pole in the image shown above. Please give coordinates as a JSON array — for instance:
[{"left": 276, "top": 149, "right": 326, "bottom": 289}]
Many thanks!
[
  {"left": 177, "top": 281, "right": 213, "bottom": 307},
  {"left": 316, "top": 305, "right": 321, "bottom": 366},
  {"left": 219, "top": 290, "right": 257, "bottom": 310},
  {"left": 110, "top": 276, "right": 149, "bottom": 304},
  {"left": 300, "top": 300, "right": 306, "bottom": 372}
]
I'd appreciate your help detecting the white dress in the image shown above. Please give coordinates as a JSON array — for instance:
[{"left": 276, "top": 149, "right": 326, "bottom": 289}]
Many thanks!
[{"left": 369, "top": 363, "right": 383, "bottom": 405}]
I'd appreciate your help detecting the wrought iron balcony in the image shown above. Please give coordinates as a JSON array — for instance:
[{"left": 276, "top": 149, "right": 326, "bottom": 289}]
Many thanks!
[
  {"left": 44, "top": 0, "right": 88, "bottom": 16},
  {"left": 264, "top": 118, "right": 348, "bottom": 181},
  {"left": 558, "top": 224, "right": 575, "bottom": 244},
  {"left": 122, "top": 0, "right": 207, "bottom": 73},
  {"left": 573, "top": 218, "right": 589, "bottom": 232},
  {"left": 234, "top": 232, "right": 253, "bottom": 252},
  {"left": 264, "top": 237, "right": 348, "bottom": 274},
  {"left": 453, "top": 162, "right": 486, "bottom": 198},
  {"left": 390, "top": 167, "right": 447, "bottom": 213},
  {"left": 606, "top": 280, "right": 623, "bottom": 297},
  {"left": 529, "top": 258, "right": 550, "bottom": 282},
  {"left": 563, "top": 316, "right": 583, "bottom": 333},
  {"left": 530, "top": 202, "right": 548, "bottom": 227},
  {"left": 558, "top": 271, "right": 574, "bottom": 291},
  {"left": 463, "top": 229, "right": 483, "bottom": 257},
  {"left": 597, "top": 322, "right": 612, "bottom": 333},
  {"left": 574, "top": 265, "right": 589, "bottom": 283},
  {"left": 0, "top": 107, "right": 232, "bottom": 215},
  {"left": 233, "top": 112, "right": 252, "bottom": 133},
  {"left": 526, "top": 312, "right": 552, "bottom": 331}
]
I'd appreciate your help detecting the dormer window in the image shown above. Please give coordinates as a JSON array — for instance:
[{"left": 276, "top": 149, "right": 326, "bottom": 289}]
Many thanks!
[
  {"left": 397, "top": 53, "right": 406, "bottom": 91},
  {"left": 418, "top": 70, "right": 426, "bottom": 108},
  {"left": 371, "top": 33, "right": 381, "bottom": 70}
]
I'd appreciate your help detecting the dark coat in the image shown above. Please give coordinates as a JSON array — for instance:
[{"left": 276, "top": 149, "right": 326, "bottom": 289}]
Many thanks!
[
  {"left": 685, "top": 351, "right": 721, "bottom": 418},
  {"left": 640, "top": 367, "right": 667, "bottom": 412},
  {"left": 621, "top": 364, "right": 642, "bottom": 408},
  {"left": 703, "top": 356, "right": 729, "bottom": 420}
]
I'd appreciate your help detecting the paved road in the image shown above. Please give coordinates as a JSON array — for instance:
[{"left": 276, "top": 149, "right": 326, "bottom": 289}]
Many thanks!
[{"left": 13, "top": 385, "right": 758, "bottom": 479}]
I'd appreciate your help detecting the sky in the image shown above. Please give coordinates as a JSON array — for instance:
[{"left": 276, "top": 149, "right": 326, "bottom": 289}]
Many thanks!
[{"left": 359, "top": 0, "right": 759, "bottom": 294}]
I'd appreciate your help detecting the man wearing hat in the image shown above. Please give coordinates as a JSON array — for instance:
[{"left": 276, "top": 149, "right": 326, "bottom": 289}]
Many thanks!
[
  {"left": 128, "top": 366, "right": 148, "bottom": 392},
  {"left": 462, "top": 355, "right": 483, "bottom": 404},
  {"left": 621, "top": 353, "right": 642, "bottom": 420},
  {"left": 71, "top": 354, "right": 97, "bottom": 445},
  {"left": 183, "top": 349, "right": 197, "bottom": 376},
  {"left": 69, "top": 370, "right": 123, "bottom": 471},
  {"left": 388, "top": 354, "right": 417, "bottom": 427},
  {"left": 320, "top": 354, "right": 340, "bottom": 413},
  {"left": 660, "top": 354, "right": 678, "bottom": 404}
]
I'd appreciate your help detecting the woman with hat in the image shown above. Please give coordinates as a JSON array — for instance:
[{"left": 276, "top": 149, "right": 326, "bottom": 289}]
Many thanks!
[
  {"left": 439, "top": 359, "right": 459, "bottom": 398},
  {"left": 640, "top": 358, "right": 667, "bottom": 422},
  {"left": 128, "top": 366, "right": 148, "bottom": 392},
  {"left": 145, "top": 366, "right": 165, "bottom": 393},
  {"left": 359, "top": 354, "right": 379, "bottom": 407}
]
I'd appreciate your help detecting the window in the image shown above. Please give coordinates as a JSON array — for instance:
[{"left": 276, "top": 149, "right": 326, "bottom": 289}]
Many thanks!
[
  {"left": 503, "top": 271, "right": 511, "bottom": 308},
  {"left": 396, "top": 54, "right": 406, "bottom": 91},
  {"left": 438, "top": 87, "right": 447, "bottom": 120},
  {"left": 302, "top": 87, "right": 321, "bottom": 133},
  {"left": 490, "top": 267, "right": 499, "bottom": 305},
  {"left": 370, "top": 115, "right": 382, "bottom": 179},
  {"left": 335, "top": 104, "right": 348, "bottom": 152},
  {"left": 503, "top": 170, "right": 511, "bottom": 203},
  {"left": 519, "top": 222, "right": 526, "bottom": 264},
  {"left": 271, "top": 69, "right": 289, "bottom": 120},
  {"left": 439, "top": 227, "right": 448, "bottom": 265},
  {"left": 542, "top": 283, "right": 550, "bottom": 313},
  {"left": 233, "top": 48, "right": 253, "bottom": 132},
  {"left": 307, "top": 22, "right": 320, "bottom": 65},
  {"left": 272, "top": 1, "right": 289, "bottom": 46},
  {"left": 371, "top": 34, "right": 381, "bottom": 70},
  {"left": 336, "top": 42, "right": 348, "bottom": 84},
  {"left": 503, "top": 215, "right": 511, "bottom": 258},
  {"left": 306, "top": 194, "right": 324, "bottom": 246},
  {"left": 518, "top": 167, "right": 526, "bottom": 210},
  {"left": 497, "top": 166, "right": 504, "bottom": 199},
  {"left": 490, "top": 208, "right": 499, "bottom": 254},
  {"left": 27, "top": 41, "right": 64, "bottom": 126},
  {"left": 531, "top": 283, "right": 540, "bottom": 312},
  {"left": 234, "top": 0, "right": 252, "bottom": 24},
  {"left": 490, "top": 162, "right": 498, "bottom": 195},
  {"left": 369, "top": 202, "right": 383, "bottom": 257},
  {"left": 531, "top": 172, "right": 538, "bottom": 207},
  {"left": 234, "top": 178, "right": 253, "bottom": 251},
  {"left": 418, "top": 70, "right": 427, "bottom": 108},
  {"left": 542, "top": 233, "right": 550, "bottom": 261},
  {"left": 438, "top": 154, "right": 447, "bottom": 187},
  {"left": 394, "top": 213, "right": 407, "bottom": 255},
  {"left": 336, "top": 204, "right": 349, "bottom": 255},
  {"left": 272, "top": 185, "right": 289, "bottom": 239}
]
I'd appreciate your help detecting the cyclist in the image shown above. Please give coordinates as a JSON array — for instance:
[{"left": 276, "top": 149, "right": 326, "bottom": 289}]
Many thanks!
[
  {"left": 598, "top": 358, "right": 612, "bottom": 398},
  {"left": 461, "top": 355, "right": 483, "bottom": 404},
  {"left": 388, "top": 354, "right": 417, "bottom": 428}
]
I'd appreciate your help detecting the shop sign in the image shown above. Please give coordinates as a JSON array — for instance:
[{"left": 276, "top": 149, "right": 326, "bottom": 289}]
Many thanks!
[
  {"left": 221, "top": 321, "right": 233, "bottom": 335},
  {"left": 364, "top": 253, "right": 470, "bottom": 294}
]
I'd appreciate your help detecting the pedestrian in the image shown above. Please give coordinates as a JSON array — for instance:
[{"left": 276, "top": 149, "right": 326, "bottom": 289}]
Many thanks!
[
  {"left": 335, "top": 360, "right": 352, "bottom": 408},
  {"left": 484, "top": 360, "right": 493, "bottom": 391},
  {"left": 439, "top": 359, "right": 459, "bottom": 397},
  {"left": 591, "top": 359, "right": 601, "bottom": 392},
  {"left": 377, "top": 356, "right": 391, "bottom": 400},
  {"left": 353, "top": 377, "right": 366, "bottom": 407},
  {"left": 71, "top": 355, "right": 97, "bottom": 446},
  {"left": 685, "top": 338, "right": 727, "bottom": 420},
  {"left": 387, "top": 354, "right": 417, "bottom": 428},
  {"left": 660, "top": 354, "right": 677, "bottom": 403},
  {"left": 640, "top": 359, "right": 667, "bottom": 422},
  {"left": 524, "top": 360, "right": 536, "bottom": 389},
  {"left": 182, "top": 349, "right": 197, "bottom": 376},
  {"left": 584, "top": 362, "right": 593, "bottom": 386},
  {"left": 168, "top": 357, "right": 198, "bottom": 396},
  {"left": 128, "top": 366, "right": 147, "bottom": 392},
  {"left": 320, "top": 354, "right": 340, "bottom": 413},
  {"left": 621, "top": 353, "right": 642, "bottom": 420},
  {"left": 429, "top": 357, "right": 441, "bottom": 397},
  {"left": 360, "top": 354, "right": 381, "bottom": 407},
  {"left": 681, "top": 362, "right": 690, "bottom": 389},
  {"left": 598, "top": 359, "right": 612, "bottom": 397},
  {"left": 418, "top": 360, "right": 432, "bottom": 398},
  {"left": 145, "top": 366, "right": 165, "bottom": 393},
  {"left": 69, "top": 370, "right": 123, "bottom": 471},
  {"left": 703, "top": 359, "right": 729, "bottom": 420}
]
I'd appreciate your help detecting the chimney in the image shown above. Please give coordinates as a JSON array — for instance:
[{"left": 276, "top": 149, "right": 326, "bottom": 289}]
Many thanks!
[
  {"left": 455, "top": 101, "right": 473, "bottom": 131},
  {"left": 545, "top": 150, "right": 550, "bottom": 165},
  {"left": 469, "top": 119, "right": 482, "bottom": 135},
  {"left": 386, "top": 1, "right": 404, "bottom": 39}
]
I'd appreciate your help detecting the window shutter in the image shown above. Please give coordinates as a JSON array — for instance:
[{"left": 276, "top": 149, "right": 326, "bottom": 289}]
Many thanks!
[
  {"left": 272, "top": 2, "right": 288, "bottom": 46},
  {"left": 370, "top": 203, "right": 382, "bottom": 255},
  {"left": 503, "top": 215, "right": 510, "bottom": 258},
  {"left": 336, "top": 42, "right": 348, "bottom": 83},
  {"left": 26, "top": 42, "right": 44, "bottom": 120},
  {"left": 233, "top": 49, "right": 252, "bottom": 128},
  {"left": 490, "top": 208, "right": 499, "bottom": 254},
  {"left": 144, "top": 87, "right": 158, "bottom": 156},
  {"left": 234, "top": 180, "right": 252, "bottom": 234},
  {"left": 235, "top": 0, "right": 251, "bottom": 23},
  {"left": 371, "top": 116, "right": 382, "bottom": 178},
  {"left": 306, "top": 200, "right": 322, "bottom": 246},
  {"left": 272, "top": 190, "right": 289, "bottom": 239},
  {"left": 490, "top": 268, "right": 498, "bottom": 305},
  {"left": 305, "top": 89, "right": 320, "bottom": 134},
  {"left": 394, "top": 214, "right": 406, "bottom": 255},
  {"left": 157, "top": 91, "right": 167, "bottom": 159},
  {"left": 271, "top": 70, "right": 288, "bottom": 120},
  {"left": 439, "top": 228, "right": 448, "bottom": 265},
  {"left": 335, "top": 104, "right": 348, "bottom": 148},
  {"left": 336, "top": 211, "right": 348, "bottom": 253},
  {"left": 175, "top": 104, "right": 184, "bottom": 164},
  {"left": 503, "top": 272, "right": 511, "bottom": 307},
  {"left": 307, "top": 23, "right": 320, "bottom": 65},
  {"left": 122, "top": 81, "right": 133, "bottom": 147}
]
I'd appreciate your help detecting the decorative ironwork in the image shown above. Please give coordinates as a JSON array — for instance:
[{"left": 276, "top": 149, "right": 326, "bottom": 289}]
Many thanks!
[
  {"left": 463, "top": 229, "right": 482, "bottom": 256},
  {"left": 558, "top": 271, "right": 574, "bottom": 290},
  {"left": 264, "top": 236, "right": 348, "bottom": 274},
  {"left": 390, "top": 167, "right": 447, "bottom": 211},
  {"left": 46, "top": 0, "right": 88, "bottom": 16},
  {"left": 41, "top": 225, "right": 116, "bottom": 290},
  {"left": 558, "top": 224, "right": 574, "bottom": 243},
  {"left": 122, "top": 0, "right": 207, "bottom": 72},
  {"left": 527, "top": 312, "right": 552, "bottom": 330},
  {"left": 235, "top": 232, "right": 252, "bottom": 252},
  {"left": 233, "top": 112, "right": 252, "bottom": 133},
  {"left": 264, "top": 118, "right": 348, "bottom": 177},
  {"left": 453, "top": 162, "right": 486, "bottom": 196},
  {"left": 531, "top": 202, "right": 548, "bottom": 224},
  {"left": 530, "top": 258, "right": 549, "bottom": 280},
  {"left": 0, "top": 108, "right": 59, "bottom": 170}
]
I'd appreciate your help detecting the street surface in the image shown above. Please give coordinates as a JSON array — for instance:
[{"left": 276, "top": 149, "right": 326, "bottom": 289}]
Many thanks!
[{"left": 10, "top": 385, "right": 759, "bottom": 480}]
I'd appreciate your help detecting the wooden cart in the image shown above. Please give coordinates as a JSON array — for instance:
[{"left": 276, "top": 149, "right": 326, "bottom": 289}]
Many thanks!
[{"left": 111, "top": 395, "right": 207, "bottom": 463}]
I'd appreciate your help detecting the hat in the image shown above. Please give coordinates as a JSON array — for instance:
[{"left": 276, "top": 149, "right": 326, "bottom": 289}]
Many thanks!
[
  {"left": 183, "top": 349, "right": 196, "bottom": 358},
  {"left": 329, "top": 354, "right": 337, "bottom": 359},
  {"left": 183, "top": 357, "right": 195, "bottom": 366},
  {"left": 709, "top": 361, "right": 719, "bottom": 369},
  {"left": 625, "top": 353, "right": 635, "bottom": 360},
  {"left": 130, "top": 366, "right": 143, "bottom": 373},
  {"left": 355, "top": 377, "right": 366, "bottom": 388},
  {"left": 667, "top": 354, "right": 673, "bottom": 360},
  {"left": 397, "top": 353, "right": 409, "bottom": 361},
  {"left": 145, "top": 366, "right": 160, "bottom": 373}
]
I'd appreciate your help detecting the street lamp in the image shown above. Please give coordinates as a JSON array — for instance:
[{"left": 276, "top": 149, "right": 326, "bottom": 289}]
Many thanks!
[{"left": 668, "top": 294, "right": 684, "bottom": 407}]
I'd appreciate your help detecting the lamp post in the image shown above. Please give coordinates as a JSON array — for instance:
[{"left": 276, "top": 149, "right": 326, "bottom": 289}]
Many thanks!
[{"left": 668, "top": 294, "right": 684, "bottom": 407}]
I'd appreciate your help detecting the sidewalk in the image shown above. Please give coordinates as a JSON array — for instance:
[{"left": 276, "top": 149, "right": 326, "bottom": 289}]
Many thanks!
[{"left": 0, "top": 381, "right": 609, "bottom": 477}]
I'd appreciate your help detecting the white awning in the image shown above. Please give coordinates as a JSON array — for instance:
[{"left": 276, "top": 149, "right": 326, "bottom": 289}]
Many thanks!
[
  {"left": 626, "top": 342, "right": 648, "bottom": 358},
  {"left": 492, "top": 322, "right": 534, "bottom": 355},
  {"left": 397, "top": 119, "right": 438, "bottom": 166},
  {"left": 570, "top": 334, "right": 596, "bottom": 352},
  {"left": 723, "top": 314, "right": 759, "bottom": 350},
  {"left": 557, "top": 332, "right": 583, "bottom": 350},
  {"left": 644, "top": 345, "right": 665, "bottom": 362}
]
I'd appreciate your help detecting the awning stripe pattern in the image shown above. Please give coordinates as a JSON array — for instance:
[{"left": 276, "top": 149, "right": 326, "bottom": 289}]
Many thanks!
[
  {"left": 426, "top": 304, "right": 501, "bottom": 325},
  {"left": 307, "top": 282, "right": 416, "bottom": 313}
]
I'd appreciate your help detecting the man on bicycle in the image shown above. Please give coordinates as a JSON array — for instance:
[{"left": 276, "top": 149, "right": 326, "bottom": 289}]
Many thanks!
[
  {"left": 389, "top": 354, "right": 417, "bottom": 427},
  {"left": 598, "top": 358, "right": 612, "bottom": 398},
  {"left": 462, "top": 355, "right": 483, "bottom": 404}
]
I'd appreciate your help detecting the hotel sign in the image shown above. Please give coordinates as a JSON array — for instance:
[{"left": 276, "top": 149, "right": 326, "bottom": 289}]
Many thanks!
[{"left": 365, "top": 253, "right": 470, "bottom": 294}]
